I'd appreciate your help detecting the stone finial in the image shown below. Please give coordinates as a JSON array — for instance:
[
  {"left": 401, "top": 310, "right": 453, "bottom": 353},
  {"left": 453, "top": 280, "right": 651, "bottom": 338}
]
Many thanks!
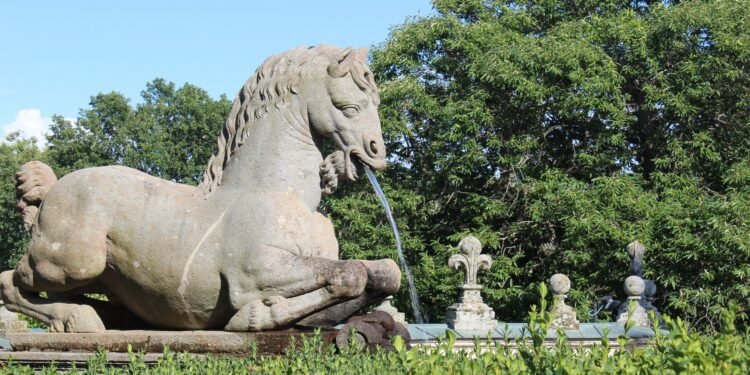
[
  {"left": 626, "top": 240, "right": 660, "bottom": 317},
  {"left": 0, "top": 298, "right": 28, "bottom": 333},
  {"left": 617, "top": 276, "right": 650, "bottom": 327},
  {"left": 549, "top": 273, "right": 571, "bottom": 295},
  {"left": 548, "top": 274, "right": 579, "bottom": 330},
  {"left": 624, "top": 275, "right": 645, "bottom": 297},
  {"left": 627, "top": 241, "right": 645, "bottom": 277},
  {"left": 449, "top": 235, "right": 492, "bottom": 287},
  {"left": 445, "top": 235, "right": 497, "bottom": 331}
]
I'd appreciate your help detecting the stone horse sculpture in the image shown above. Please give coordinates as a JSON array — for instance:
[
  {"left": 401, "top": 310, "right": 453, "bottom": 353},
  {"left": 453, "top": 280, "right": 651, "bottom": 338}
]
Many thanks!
[{"left": 1, "top": 45, "right": 401, "bottom": 332}]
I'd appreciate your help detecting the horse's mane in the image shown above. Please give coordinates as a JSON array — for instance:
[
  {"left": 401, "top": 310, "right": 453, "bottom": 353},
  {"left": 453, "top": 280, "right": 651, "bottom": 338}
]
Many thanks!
[{"left": 198, "top": 45, "right": 379, "bottom": 195}]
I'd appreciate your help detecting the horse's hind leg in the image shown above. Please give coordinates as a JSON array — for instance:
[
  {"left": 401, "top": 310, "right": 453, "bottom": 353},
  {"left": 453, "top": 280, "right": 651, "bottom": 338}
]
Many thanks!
[
  {"left": 0, "top": 250, "right": 106, "bottom": 333},
  {"left": 0, "top": 270, "right": 105, "bottom": 332}
]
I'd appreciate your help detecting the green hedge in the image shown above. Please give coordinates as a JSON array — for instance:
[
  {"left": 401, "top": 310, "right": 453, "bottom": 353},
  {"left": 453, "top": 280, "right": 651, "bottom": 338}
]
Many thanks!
[{"left": 3, "top": 304, "right": 748, "bottom": 374}]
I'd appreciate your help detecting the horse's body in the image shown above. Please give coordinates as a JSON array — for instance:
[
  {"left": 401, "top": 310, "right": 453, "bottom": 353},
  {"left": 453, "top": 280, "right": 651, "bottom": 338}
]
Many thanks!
[{"left": 0, "top": 45, "right": 400, "bottom": 332}]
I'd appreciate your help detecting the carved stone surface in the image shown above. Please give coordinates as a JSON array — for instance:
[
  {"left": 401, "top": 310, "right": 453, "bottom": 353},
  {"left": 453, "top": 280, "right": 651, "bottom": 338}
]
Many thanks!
[
  {"left": 627, "top": 240, "right": 646, "bottom": 276},
  {"left": 445, "top": 236, "right": 497, "bottom": 331},
  {"left": 548, "top": 274, "right": 579, "bottom": 330},
  {"left": 617, "top": 276, "right": 650, "bottom": 327},
  {"left": 0, "top": 298, "right": 28, "bottom": 333},
  {"left": 0, "top": 45, "right": 401, "bottom": 333},
  {"left": 626, "top": 240, "right": 660, "bottom": 318}
]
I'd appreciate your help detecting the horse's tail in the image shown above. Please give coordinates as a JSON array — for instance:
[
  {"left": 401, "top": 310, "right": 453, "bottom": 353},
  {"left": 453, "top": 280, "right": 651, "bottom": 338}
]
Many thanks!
[{"left": 15, "top": 161, "right": 58, "bottom": 231}]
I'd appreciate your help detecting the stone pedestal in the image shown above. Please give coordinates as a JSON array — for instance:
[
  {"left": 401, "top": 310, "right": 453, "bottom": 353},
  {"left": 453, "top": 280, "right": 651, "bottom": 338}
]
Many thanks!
[
  {"left": 548, "top": 274, "right": 579, "bottom": 330},
  {"left": 617, "top": 276, "right": 650, "bottom": 327},
  {"left": 445, "top": 285, "right": 497, "bottom": 331},
  {"left": 444, "top": 235, "right": 497, "bottom": 331},
  {"left": 0, "top": 300, "right": 28, "bottom": 333}
]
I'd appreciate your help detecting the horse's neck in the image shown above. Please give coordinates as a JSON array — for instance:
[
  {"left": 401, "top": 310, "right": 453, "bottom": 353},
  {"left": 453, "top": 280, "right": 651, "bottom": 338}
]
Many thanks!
[{"left": 218, "top": 110, "right": 323, "bottom": 210}]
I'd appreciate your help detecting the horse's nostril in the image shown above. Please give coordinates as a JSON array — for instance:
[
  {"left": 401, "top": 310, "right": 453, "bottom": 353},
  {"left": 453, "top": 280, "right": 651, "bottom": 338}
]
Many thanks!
[{"left": 369, "top": 140, "right": 379, "bottom": 155}]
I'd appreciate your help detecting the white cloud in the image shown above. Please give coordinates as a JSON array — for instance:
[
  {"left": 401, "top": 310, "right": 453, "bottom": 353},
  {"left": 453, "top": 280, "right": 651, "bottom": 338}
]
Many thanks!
[{"left": 1, "top": 108, "right": 53, "bottom": 146}]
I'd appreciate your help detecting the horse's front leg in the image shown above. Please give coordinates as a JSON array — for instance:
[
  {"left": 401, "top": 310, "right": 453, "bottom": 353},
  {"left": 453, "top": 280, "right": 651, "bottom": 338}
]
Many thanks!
[
  {"left": 224, "top": 248, "right": 370, "bottom": 331},
  {"left": 296, "top": 259, "right": 401, "bottom": 327}
]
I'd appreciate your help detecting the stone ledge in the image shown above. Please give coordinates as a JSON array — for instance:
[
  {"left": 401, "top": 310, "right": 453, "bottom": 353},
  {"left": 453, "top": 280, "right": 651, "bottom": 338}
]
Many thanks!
[{"left": 3, "top": 329, "right": 338, "bottom": 354}]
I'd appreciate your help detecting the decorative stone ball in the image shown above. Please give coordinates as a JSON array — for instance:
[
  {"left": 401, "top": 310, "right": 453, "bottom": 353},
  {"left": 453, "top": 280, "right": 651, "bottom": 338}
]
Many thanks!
[
  {"left": 627, "top": 240, "right": 645, "bottom": 259},
  {"left": 624, "top": 275, "right": 645, "bottom": 297},
  {"left": 458, "top": 235, "right": 483, "bottom": 255},
  {"left": 549, "top": 273, "right": 571, "bottom": 295}
]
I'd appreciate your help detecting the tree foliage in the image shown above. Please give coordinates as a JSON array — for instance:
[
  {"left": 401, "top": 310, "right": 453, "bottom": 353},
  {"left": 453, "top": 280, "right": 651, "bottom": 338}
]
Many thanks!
[
  {"left": 0, "top": 133, "right": 43, "bottom": 269},
  {"left": 325, "top": 0, "right": 750, "bottom": 331},
  {"left": 45, "top": 79, "right": 231, "bottom": 183},
  {"left": 0, "top": 0, "right": 748, "bottom": 333}
]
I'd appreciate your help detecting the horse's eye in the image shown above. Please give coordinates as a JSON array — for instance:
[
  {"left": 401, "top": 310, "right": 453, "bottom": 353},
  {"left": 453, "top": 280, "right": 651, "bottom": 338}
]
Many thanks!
[{"left": 341, "top": 106, "right": 360, "bottom": 118}]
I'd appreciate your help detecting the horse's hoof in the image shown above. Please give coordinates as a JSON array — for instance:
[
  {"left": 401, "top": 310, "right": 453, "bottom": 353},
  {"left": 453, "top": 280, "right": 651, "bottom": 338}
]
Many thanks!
[
  {"left": 225, "top": 299, "right": 273, "bottom": 331},
  {"left": 64, "top": 305, "right": 105, "bottom": 333}
]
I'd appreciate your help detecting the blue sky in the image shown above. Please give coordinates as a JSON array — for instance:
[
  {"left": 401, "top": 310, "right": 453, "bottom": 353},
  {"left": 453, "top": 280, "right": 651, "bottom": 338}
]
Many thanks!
[{"left": 0, "top": 1, "right": 432, "bottom": 144}]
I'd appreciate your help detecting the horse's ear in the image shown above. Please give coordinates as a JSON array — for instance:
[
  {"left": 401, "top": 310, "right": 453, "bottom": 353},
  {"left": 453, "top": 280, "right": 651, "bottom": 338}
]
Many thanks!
[
  {"left": 336, "top": 48, "right": 354, "bottom": 63},
  {"left": 354, "top": 48, "right": 368, "bottom": 61},
  {"left": 328, "top": 48, "right": 356, "bottom": 78}
]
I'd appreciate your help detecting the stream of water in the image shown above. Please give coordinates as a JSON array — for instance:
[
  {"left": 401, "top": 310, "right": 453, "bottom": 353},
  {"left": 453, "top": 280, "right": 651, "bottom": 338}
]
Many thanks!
[{"left": 364, "top": 166, "right": 425, "bottom": 324}]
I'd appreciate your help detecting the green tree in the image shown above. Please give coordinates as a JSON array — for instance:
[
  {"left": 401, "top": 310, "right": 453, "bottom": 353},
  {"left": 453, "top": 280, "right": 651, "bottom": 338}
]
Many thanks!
[
  {"left": 46, "top": 79, "right": 231, "bottom": 184},
  {"left": 325, "top": 0, "right": 750, "bottom": 330},
  {"left": 0, "top": 133, "right": 43, "bottom": 268},
  {"left": 1, "top": 79, "right": 230, "bottom": 270}
]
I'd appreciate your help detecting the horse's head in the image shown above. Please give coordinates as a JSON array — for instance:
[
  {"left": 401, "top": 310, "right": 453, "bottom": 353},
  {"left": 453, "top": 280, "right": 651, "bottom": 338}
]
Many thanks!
[
  {"left": 199, "top": 46, "right": 387, "bottom": 195},
  {"left": 301, "top": 47, "right": 386, "bottom": 181}
]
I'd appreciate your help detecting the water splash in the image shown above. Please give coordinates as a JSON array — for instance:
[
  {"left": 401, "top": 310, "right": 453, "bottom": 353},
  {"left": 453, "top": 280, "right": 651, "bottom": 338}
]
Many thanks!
[{"left": 364, "top": 166, "right": 425, "bottom": 324}]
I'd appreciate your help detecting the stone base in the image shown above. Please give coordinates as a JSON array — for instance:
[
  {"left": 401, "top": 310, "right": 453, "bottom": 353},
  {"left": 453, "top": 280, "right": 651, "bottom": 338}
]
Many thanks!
[
  {"left": 617, "top": 307, "right": 651, "bottom": 327},
  {"left": 3, "top": 329, "right": 338, "bottom": 354},
  {"left": 445, "top": 302, "right": 497, "bottom": 332},
  {"left": 550, "top": 304, "right": 579, "bottom": 330},
  {"left": 0, "top": 319, "right": 29, "bottom": 333},
  {"left": 373, "top": 296, "right": 406, "bottom": 324}
]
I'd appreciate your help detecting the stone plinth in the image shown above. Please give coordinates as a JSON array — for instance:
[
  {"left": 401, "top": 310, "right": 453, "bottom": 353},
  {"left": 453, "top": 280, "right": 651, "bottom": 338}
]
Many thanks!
[
  {"left": 0, "top": 300, "right": 28, "bottom": 334},
  {"left": 3, "top": 329, "right": 337, "bottom": 354},
  {"left": 548, "top": 274, "right": 579, "bottom": 330},
  {"left": 445, "top": 286, "right": 497, "bottom": 331}
]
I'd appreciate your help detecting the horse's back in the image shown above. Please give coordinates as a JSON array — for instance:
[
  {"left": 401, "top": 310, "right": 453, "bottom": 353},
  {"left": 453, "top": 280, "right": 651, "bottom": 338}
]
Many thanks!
[{"left": 27, "top": 166, "right": 229, "bottom": 328}]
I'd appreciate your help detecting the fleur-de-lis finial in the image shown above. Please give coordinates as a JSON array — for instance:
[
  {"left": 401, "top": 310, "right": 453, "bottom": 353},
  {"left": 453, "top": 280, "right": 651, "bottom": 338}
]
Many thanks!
[
  {"left": 445, "top": 235, "right": 497, "bottom": 330},
  {"left": 449, "top": 235, "right": 492, "bottom": 286}
]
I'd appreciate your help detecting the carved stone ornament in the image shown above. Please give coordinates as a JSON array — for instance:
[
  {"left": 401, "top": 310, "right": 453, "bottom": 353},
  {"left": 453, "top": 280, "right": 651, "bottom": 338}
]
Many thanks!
[
  {"left": 617, "top": 276, "right": 651, "bottom": 327},
  {"left": 449, "top": 235, "right": 493, "bottom": 287},
  {"left": 445, "top": 235, "right": 497, "bottom": 331},
  {"left": 0, "top": 45, "right": 402, "bottom": 333},
  {"left": 548, "top": 273, "right": 579, "bottom": 330}
]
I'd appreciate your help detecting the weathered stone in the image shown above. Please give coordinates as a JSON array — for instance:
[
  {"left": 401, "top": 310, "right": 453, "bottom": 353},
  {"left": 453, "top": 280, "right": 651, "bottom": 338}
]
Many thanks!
[
  {"left": 445, "top": 236, "right": 497, "bottom": 332},
  {"left": 4, "top": 330, "right": 337, "bottom": 354},
  {"left": 617, "top": 276, "right": 650, "bottom": 327},
  {"left": 626, "top": 241, "right": 661, "bottom": 320},
  {"left": 445, "top": 287, "right": 497, "bottom": 331},
  {"left": 335, "top": 310, "right": 410, "bottom": 351},
  {"left": 0, "top": 45, "right": 401, "bottom": 333},
  {"left": 373, "top": 296, "right": 406, "bottom": 324},
  {"left": 548, "top": 274, "right": 579, "bottom": 330},
  {"left": 0, "top": 298, "right": 28, "bottom": 333}
]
